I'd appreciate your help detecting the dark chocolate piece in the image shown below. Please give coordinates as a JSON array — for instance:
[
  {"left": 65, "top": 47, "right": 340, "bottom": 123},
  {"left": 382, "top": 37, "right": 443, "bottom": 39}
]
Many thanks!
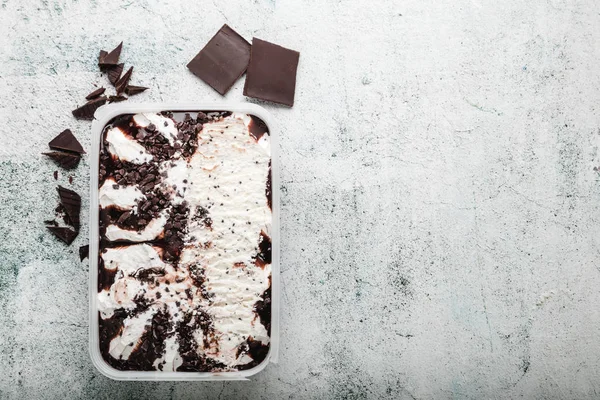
[
  {"left": 49, "top": 129, "right": 85, "bottom": 154},
  {"left": 44, "top": 219, "right": 58, "bottom": 226},
  {"left": 186, "top": 24, "right": 251, "bottom": 95},
  {"left": 99, "top": 42, "right": 122, "bottom": 68},
  {"left": 86, "top": 87, "right": 106, "bottom": 100},
  {"left": 47, "top": 226, "right": 78, "bottom": 245},
  {"left": 72, "top": 96, "right": 107, "bottom": 120},
  {"left": 107, "top": 63, "right": 124, "bottom": 85},
  {"left": 108, "top": 95, "right": 127, "bottom": 103},
  {"left": 53, "top": 171, "right": 58, "bottom": 180},
  {"left": 79, "top": 244, "right": 89, "bottom": 261},
  {"left": 243, "top": 38, "right": 300, "bottom": 107},
  {"left": 57, "top": 186, "right": 81, "bottom": 231},
  {"left": 43, "top": 151, "right": 81, "bottom": 169},
  {"left": 115, "top": 66, "right": 133, "bottom": 94},
  {"left": 99, "top": 50, "right": 108, "bottom": 63},
  {"left": 125, "top": 85, "right": 148, "bottom": 96}
]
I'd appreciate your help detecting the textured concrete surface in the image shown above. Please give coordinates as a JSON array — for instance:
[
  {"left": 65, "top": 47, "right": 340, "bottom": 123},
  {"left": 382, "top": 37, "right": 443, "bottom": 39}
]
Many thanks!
[{"left": 1, "top": 0, "right": 600, "bottom": 399}]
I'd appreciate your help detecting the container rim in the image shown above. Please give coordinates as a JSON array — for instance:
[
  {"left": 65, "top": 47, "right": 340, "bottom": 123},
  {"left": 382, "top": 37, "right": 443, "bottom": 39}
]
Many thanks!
[{"left": 88, "top": 103, "right": 280, "bottom": 381}]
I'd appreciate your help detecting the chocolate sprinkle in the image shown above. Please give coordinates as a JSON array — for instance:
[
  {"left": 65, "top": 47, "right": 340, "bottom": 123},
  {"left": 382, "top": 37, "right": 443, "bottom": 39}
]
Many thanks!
[
  {"left": 85, "top": 87, "right": 106, "bottom": 100},
  {"left": 49, "top": 129, "right": 85, "bottom": 154},
  {"left": 79, "top": 244, "right": 89, "bottom": 261},
  {"left": 47, "top": 226, "right": 78, "bottom": 245},
  {"left": 115, "top": 66, "right": 133, "bottom": 94},
  {"left": 57, "top": 186, "right": 81, "bottom": 231},
  {"left": 243, "top": 38, "right": 300, "bottom": 107},
  {"left": 72, "top": 96, "right": 107, "bottom": 120},
  {"left": 125, "top": 85, "right": 148, "bottom": 96},
  {"left": 43, "top": 151, "right": 81, "bottom": 170}
]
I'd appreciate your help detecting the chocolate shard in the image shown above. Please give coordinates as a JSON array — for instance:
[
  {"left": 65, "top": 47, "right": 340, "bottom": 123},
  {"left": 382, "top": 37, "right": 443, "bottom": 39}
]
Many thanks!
[
  {"left": 44, "top": 219, "right": 58, "bottom": 226},
  {"left": 108, "top": 95, "right": 127, "bottom": 103},
  {"left": 79, "top": 244, "right": 89, "bottom": 261},
  {"left": 125, "top": 85, "right": 148, "bottom": 96},
  {"left": 85, "top": 87, "right": 106, "bottom": 100},
  {"left": 49, "top": 129, "right": 85, "bottom": 154},
  {"left": 43, "top": 151, "right": 81, "bottom": 169},
  {"left": 57, "top": 186, "right": 81, "bottom": 231},
  {"left": 72, "top": 96, "right": 107, "bottom": 120},
  {"left": 98, "top": 50, "right": 108, "bottom": 63},
  {"left": 107, "top": 63, "right": 124, "bottom": 86},
  {"left": 47, "top": 226, "right": 78, "bottom": 245},
  {"left": 115, "top": 66, "right": 133, "bottom": 94},
  {"left": 187, "top": 24, "right": 251, "bottom": 95},
  {"left": 99, "top": 42, "right": 123, "bottom": 68},
  {"left": 243, "top": 38, "right": 300, "bottom": 107}
]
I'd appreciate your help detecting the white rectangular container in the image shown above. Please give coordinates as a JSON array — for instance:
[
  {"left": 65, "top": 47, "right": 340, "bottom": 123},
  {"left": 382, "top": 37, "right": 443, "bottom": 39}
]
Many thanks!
[{"left": 89, "top": 103, "right": 280, "bottom": 380}]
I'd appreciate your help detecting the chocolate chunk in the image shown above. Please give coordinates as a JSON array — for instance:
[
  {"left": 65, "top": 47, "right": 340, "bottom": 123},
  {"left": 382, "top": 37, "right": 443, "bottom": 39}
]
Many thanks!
[
  {"left": 107, "top": 63, "right": 124, "bottom": 85},
  {"left": 243, "top": 38, "right": 300, "bottom": 107},
  {"left": 99, "top": 42, "right": 122, "bottom": 68},
  {"left": 44, "top": 219, "right": 58, "bottom": 226},
  {"left": 85, "top": 87, "right": 106, "bottom": 100},
  {"left": 43, "top": 151, "right": 81, "bottom": 169},
  {"left": 47, "top": 226, "right": 78, "bottom": 245},
  {"left": 49, "top": 129, "right": 85, "bottom": 154},
  {"left": 125, "top": 85, "right": 148, "bottom": 96},
  {"left": 72, "top": 96, "right": 107, "bottom": 120},
  {"left": 115, "top": 66, "right": 133, "bottom": 94},
  {"left": 186, "top": 24, "right": 251, "bottom": 95},
  {"left": 57, "top": 186, "right": 81, "bottom": 231},
  {"left": 53, "top": 171, "right": 58, "bottom": 180},
  {"left": 108, "top": 95, "right": 127, "bottom": 103},
  {"left": 79, "top": 244, "right": 89, "bottom": 261},
  {"left": 98, "top": 50, "right": 108, "bottom": 63}
]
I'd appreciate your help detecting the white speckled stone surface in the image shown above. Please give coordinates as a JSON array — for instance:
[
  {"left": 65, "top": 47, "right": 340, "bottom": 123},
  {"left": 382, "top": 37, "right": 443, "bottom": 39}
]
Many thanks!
[{"left": 1, "top": 0, "right": 600, "bottom": 398}]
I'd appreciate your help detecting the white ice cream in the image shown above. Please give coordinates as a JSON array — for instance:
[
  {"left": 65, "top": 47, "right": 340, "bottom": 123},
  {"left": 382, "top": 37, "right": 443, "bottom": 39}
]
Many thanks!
[
  {"left": 133, "top": 113, "right": 179, "bottom": 145},
  {"left": 99, "top": 178, "right": 145, "bottom": 212},
  {"left": 104, "top": 211, "right": 169, "bottom": 242},
  {"left": 109, "top": 307, "right": 156, "bottom": 360},
  {"left": 106, "top": 126, "right": 153, "bottom": 164}
]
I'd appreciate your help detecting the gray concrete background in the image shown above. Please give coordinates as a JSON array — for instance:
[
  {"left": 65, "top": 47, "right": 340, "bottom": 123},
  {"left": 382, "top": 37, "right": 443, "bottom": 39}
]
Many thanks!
[{"left": 1, "top": 0, "right": 600, "bottom": 398}]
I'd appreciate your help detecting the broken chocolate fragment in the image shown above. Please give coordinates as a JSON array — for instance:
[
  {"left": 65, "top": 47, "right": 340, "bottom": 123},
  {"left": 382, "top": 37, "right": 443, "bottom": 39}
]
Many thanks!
[
  {"left": 79, "top": 244, "right": 89, "bottom": 261},
  {"left": 86, "top": 87, "right": 106, "bottom": 100},
  {"left": 98, "top": 50, "right": 108, "bottom": 63},
  {"left": 57, "top": 186, "right": 81, "bottom": 231},
  {"left": 72, "top": 96, "right": 107, "bottom": 120},
  {"left": 115, "top": 66, "right": 133, "bottom": 94},
  {"left": 53, "top": 171, "right": 58, "bottom": 180},
  {"left": 99, "top": 42, "right": 123, "bottom": 69},
  {"left": 49, "top": 129, "right": 85, "bottom": 154},
  {"left": 125, "top": 85, "right": 148, "bottom": 96},
  {"left": 47, "top": 226, "right": 78, "bottom": 245},
  {"left": 43, "top": 151, "right": 81, "bottom": 169},
  {"left": 187, "top": 24, "right": 251, "bottom": 95},
  {"left": 108, "top": 95, "right": 127, "bottom": 103},
  {"left": 107, "top": 63, "right": 124, "bottom": 85},
  {"left": 44, "top": 219, "right": 58, "bottom": 226},
  {"left": 243, "top": 38, "right": 300, "bottom": 107}
]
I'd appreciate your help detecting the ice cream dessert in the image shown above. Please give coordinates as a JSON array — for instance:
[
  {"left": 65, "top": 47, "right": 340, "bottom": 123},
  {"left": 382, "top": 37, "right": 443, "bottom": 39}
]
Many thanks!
[{"left": 97, "top": 110, "right": 272, "bottom": 372}]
